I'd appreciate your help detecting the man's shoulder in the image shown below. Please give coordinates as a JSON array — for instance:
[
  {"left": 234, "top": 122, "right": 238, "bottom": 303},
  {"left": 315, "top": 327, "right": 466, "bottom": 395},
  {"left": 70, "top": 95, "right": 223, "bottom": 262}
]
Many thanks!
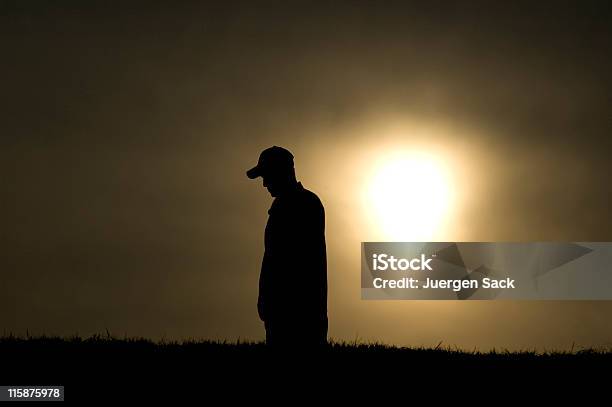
[
  {"left": 270, "top": 184, "right": 324, "bottom": 215},
  {"left": 297, "top": 186, "right": 324, "bottom": 211}
]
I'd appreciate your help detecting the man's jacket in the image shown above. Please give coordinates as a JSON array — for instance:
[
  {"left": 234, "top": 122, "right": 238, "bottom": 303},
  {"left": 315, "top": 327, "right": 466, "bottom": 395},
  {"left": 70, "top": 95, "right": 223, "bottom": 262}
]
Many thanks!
[{"left": 258, "top": 182, "right": 327, "bottom": 327}]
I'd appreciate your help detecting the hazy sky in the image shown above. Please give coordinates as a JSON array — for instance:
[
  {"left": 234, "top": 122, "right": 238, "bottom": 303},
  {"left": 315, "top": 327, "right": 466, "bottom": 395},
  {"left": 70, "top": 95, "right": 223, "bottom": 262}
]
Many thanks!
[{"left": 2, "top": 1, "right": 612, "bottom": 350}]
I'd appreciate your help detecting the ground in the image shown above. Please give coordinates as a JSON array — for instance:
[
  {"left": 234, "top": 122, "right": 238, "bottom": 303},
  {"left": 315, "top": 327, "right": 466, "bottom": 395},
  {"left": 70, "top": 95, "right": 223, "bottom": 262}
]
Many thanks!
[{"left": 1, "top": 335, "right": 609, "bottom": 401}]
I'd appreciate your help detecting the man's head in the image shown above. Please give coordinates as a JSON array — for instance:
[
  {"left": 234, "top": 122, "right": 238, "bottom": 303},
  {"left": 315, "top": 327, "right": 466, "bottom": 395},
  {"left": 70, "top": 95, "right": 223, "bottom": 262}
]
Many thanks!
[{"left": 247, "top": 146, "right": 297, "bottom": 197}]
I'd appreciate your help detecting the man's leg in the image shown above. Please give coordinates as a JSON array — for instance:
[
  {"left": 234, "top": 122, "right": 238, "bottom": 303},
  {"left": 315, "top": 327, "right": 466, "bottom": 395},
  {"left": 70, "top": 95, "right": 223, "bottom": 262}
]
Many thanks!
[
  {"left": 295, "top": 318, "right": 328, "bottom": 348},
  {"left": 264, "top": 320, "right": 276, "bottom": 346}
]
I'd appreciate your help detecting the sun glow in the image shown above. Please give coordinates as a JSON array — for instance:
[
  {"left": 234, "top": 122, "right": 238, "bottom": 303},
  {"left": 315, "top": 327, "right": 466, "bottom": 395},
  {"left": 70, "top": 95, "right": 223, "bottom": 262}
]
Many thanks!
[{"left": 364, "top": 152, "right": 454, "bottom": 241}]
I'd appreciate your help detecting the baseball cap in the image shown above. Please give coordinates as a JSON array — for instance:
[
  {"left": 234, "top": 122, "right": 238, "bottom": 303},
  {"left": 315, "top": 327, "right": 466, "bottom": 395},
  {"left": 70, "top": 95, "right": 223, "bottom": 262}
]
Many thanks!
[{"left": 246, "top": 146, "right": 294, "bottom": 179}]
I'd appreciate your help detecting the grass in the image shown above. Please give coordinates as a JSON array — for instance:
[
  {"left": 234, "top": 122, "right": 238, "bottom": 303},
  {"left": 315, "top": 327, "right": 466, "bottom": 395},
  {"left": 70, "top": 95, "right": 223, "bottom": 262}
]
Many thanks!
[
  {"left": 2, "top": 333, "right": 611, "bottom": 358},
  {"left": 1, "top": 333, "right": 608, "bottom": 399}
]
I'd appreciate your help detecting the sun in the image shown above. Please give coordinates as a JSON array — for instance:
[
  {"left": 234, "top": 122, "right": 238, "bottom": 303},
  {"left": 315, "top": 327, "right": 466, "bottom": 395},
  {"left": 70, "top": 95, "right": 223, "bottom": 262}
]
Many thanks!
[{"left": 364, "top": 152, "right": 454, "bottom": 241}]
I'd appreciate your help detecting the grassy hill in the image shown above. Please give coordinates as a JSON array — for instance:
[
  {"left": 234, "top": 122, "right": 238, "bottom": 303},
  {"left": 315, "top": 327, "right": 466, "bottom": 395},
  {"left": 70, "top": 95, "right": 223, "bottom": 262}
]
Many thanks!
[{"left": 1, "top": 334, "right": 609, "bottom": 400}]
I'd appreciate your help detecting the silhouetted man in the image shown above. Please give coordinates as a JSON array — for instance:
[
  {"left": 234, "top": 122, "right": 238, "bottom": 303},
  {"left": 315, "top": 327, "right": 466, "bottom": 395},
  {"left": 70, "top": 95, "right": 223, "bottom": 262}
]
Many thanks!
[{"left": 247, "top": 146, "right": 328, "bottom": 347}]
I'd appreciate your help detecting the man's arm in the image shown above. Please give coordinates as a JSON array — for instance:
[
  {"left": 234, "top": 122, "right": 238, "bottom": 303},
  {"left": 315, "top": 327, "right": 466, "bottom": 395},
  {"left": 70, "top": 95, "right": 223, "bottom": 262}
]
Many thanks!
[{"left": 258, "top": 254, "right": 270, "bottom": 321}]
